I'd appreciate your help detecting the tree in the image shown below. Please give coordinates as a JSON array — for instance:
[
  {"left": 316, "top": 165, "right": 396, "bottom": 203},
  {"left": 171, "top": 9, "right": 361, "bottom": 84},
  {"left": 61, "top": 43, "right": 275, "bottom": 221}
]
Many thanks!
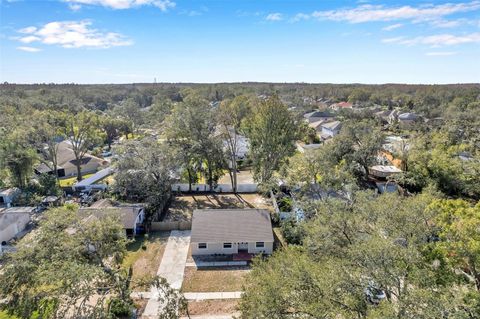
[
  {"left": 64, "top": 112, "right": 102, "bottom": 181},
  {"left": 240, "top": 191, "right": 477, "bottom": 318},
  {"left": 100, "top": 116, "right": 123, "bottom": 150},
  {"left": 218, "top": 95, "right": 251, "bottom": 192},
  {"left": 245, "top": 95, "right": 298, "bottom": 185},
  {"left": 113, "top": 138, "right": 176, "bottom": 220},
  {"left": 164, "top": 94, "right": 225, "bottom": 191},
  {"left": 32, "top": 110, "right": 66, "bottom": 180},
  {"left": 0, "top": 129, "right": 38, "bottom": 188},
  {"left": 431, "top": 199, "right": 480, "bottom": 291},
  {"left": 0, "top": 206, "right": 185, "bottom": 319}
]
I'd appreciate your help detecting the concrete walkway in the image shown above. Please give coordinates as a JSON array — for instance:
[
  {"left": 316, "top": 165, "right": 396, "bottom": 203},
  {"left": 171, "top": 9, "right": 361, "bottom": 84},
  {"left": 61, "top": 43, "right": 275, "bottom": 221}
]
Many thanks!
[
  {"left": 183, "top": 291, "right": 243, "bottom": 301},
  {"left": 185, "top": 261, "right": 247, "bottom": 267},
  {"left": 142, "top": 230, "right": 191, "bottom": 318},
  {"left": 180, "top": 315, "right": 238, "bottom": 319}
]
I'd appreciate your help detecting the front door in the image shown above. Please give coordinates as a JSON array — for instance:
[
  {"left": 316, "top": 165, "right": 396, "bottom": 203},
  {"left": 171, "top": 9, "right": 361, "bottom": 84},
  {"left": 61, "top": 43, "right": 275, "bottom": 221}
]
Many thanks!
[{"left": 238, "top": 242, "right": 248, "bottom": 252}]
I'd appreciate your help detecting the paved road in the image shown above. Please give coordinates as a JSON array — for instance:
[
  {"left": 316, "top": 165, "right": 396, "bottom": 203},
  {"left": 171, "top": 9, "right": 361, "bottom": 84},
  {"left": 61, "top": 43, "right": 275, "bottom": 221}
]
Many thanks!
[{"left": 142, "top": 230, "right": 191, "bottom": 318}]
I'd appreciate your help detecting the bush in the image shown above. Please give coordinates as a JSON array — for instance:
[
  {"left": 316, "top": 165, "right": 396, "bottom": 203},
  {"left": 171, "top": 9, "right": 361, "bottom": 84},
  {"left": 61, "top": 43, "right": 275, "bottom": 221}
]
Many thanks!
[{"left": 109, "top": 298, "right": 132, "bottom": 318}]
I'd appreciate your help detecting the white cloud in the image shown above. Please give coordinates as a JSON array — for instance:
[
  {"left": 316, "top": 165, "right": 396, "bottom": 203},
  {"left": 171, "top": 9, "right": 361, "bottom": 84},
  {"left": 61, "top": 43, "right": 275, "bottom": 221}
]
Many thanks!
[
  {"left": 306, "top": 1, "right": 480, "bottom": 24},
  {"left": 19, "top": 35, "right": 41, "bottom": 43},
  {"left": 63, "top": 0, "right": 175, "bottom": 11},
  {"left": 17, "top": 46, "right": 42, "bottom": 52},
  {"left": 16, "top": 20, "right": 133, "bottom": 49},
  {"left": 18, "top": 26, "right": 37, "bottom": 34},
  {"left": 291, "top": 13, "right": 310, "bottom": 22},
  {"left": 382, "top": 23, "right": 403, "bottom": 31},
  {"left": 266, "top": 13, "right": 283, "bottom": 21},
  {"left": 383, "top": 32, "right": 480, "bottom": 46},
  {"left": 68, "top": 3, "right": 82, "bottom": 10},
  {"left": 425, "top": 51, "right": 458, "bottom": 56}
]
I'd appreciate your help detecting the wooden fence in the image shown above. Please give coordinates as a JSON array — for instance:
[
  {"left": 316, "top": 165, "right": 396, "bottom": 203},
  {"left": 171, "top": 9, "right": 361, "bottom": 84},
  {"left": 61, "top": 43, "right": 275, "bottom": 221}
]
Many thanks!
[{"left": 150, "top": 221, "right": 192, "bottom": 231}]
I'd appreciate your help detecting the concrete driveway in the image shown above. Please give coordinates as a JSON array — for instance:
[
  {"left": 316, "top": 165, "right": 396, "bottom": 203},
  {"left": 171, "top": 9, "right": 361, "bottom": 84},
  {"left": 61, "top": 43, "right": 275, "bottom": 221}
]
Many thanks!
[{"left": 142, "top": 230, "right": 191, "bottom": 318}]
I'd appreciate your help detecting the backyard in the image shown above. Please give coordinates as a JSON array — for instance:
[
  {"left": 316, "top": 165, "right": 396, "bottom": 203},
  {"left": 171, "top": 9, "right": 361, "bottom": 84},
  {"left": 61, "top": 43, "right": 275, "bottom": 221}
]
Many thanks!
[{"left": 164, "top": 193, "right": 272, "bottom": 222}]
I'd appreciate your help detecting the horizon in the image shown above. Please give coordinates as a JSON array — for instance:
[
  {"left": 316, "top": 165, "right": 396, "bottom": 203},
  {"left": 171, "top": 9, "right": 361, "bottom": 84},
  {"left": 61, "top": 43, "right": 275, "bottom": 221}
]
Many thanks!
[{"left": 1, "top": 0, "right": 480, "bottom": 84}]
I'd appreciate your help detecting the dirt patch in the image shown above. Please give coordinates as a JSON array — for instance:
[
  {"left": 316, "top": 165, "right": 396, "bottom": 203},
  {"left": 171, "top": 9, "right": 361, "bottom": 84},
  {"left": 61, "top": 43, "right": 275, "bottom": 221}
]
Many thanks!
[
  {"left": 164, "top": 194, "right": 272, "bottom": 222},
  {"left": 180, "top": 300, "right": 239, "bottom": 316},
  {"left": 182, "top": 267, "right": 249, "bottom": 292},
  {"left": 123, "top": 232, "right": 169, "bottom": 291}
]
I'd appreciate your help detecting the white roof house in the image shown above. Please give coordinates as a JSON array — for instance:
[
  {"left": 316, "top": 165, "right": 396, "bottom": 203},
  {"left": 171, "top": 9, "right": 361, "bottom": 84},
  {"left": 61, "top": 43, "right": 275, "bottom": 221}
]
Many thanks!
[
  {"left": 369, "top": 165, "right": 402, "bottom": 179},
  {"left": 0, "top": 206, "right": 35, "bottom": 244}
]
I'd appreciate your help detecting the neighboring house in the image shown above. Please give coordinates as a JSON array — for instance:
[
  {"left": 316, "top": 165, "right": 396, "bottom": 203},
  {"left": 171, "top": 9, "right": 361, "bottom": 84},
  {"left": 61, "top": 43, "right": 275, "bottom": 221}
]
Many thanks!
[
  {"left": 0, "top": 206, "right": 35, "bottom": 244},
  {"left": 369, "top": 165, "right": 402, "bottom": 179},
  {"left": 375, "top": 109, "right": 399, "bottom": 125},
  {"left": 79, "top": 205, "right": 145, "bottom": 237},
  {"left": 303, "top": 110, "right": 335, "bottom": 123},
  {"left": 0, "top": 188, "right": 20, "bottom": 207},
  {"left": 308, "top": 119, "right": 327, "bottom": 133},
  {"left": 398, "top": 113, "right": 419, "bottom": 126},
  {"left": 330, "top": 101, "right": 353, "bottom": 111},
  {"left": 191, "top": 209, "right": 274, "bottom": 256},
  {"left": 320, "top": 121, "right": 342, "bottom": 139},
  {"left": 36, "top": 141, "right": 109, "bottom": 178}
]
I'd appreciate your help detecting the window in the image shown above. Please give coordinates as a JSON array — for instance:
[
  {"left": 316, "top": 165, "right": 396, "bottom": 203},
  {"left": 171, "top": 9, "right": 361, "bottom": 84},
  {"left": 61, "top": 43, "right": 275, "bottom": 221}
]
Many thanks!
[
  {"left": 198, "top": 243, "right": 207, "bottom": 249},
  {"left": 223, "top": 243, "right": 232, "bottom": 249},
  {"left": 255, "top": 242, "right": 265, "bottom": 248}
]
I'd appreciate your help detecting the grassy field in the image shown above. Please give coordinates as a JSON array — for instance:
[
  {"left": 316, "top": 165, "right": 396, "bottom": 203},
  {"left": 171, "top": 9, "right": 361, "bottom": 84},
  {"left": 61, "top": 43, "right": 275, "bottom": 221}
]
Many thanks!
[
  {"left": 123, "top": 232, "right": 169, "bottom": 290},
  {"left": 182, "top": 267, "right": 249, "bottom": 292}
]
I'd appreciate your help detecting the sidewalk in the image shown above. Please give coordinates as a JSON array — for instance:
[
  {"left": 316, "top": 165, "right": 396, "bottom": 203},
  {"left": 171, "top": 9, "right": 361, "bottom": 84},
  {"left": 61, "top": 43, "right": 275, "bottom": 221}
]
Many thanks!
[
  {"left": 142, "top": 230, "right": 191, "bottom": 318},
  {"left": 185, "top": 261, "right": 247, "bottom": 267}
]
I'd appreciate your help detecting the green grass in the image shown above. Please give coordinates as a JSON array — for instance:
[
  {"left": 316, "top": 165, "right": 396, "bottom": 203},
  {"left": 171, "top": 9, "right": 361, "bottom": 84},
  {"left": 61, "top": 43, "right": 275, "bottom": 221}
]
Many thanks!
[{"left": 58, "top": 173, "right": 95, "bottom": 187}]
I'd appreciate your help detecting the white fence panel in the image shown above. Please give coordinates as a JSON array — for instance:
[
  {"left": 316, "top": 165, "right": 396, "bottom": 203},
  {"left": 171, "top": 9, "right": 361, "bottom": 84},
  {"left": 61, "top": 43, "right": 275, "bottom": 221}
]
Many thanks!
[{"left": 171, "top": 183, "right": 257, "bottom": 193}]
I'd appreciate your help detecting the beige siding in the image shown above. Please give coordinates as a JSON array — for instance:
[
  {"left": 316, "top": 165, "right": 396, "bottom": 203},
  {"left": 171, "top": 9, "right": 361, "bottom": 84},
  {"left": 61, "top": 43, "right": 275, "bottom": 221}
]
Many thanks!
[
  {"left": 248, "top": 241, "right": 273, "bottom": 254},
  {"left": 191, "top": 242, "right": 239, "bottom": 255},
  {"left": 191, "top": 241, "right": 273, "bottom": 255}
]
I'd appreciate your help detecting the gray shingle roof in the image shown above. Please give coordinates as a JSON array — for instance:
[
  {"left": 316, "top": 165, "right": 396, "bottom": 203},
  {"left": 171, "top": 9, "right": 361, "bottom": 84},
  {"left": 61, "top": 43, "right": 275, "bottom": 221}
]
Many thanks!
[
  {"left": 191, "top": 209, "right": 274, "bottom": 243},
  {"left": 79, "top": 207, "right": 142, "bottom": 229}
]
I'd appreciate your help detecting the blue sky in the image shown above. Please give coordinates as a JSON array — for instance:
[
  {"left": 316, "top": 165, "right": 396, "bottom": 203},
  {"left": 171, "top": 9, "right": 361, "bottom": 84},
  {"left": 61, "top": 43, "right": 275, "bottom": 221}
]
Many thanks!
[{"left": 0, "top": 0, "right": 479, "bottom": 84}]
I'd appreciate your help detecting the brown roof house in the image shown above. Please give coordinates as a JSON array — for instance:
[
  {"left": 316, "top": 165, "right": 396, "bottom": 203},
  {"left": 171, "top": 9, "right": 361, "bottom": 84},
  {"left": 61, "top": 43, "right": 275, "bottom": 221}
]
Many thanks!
[
  {"left": 36, "top": 141, "right": 108, "bottom": 178},
  {"left": 190, "top": 209, "right": 274, "bottom": 257}
]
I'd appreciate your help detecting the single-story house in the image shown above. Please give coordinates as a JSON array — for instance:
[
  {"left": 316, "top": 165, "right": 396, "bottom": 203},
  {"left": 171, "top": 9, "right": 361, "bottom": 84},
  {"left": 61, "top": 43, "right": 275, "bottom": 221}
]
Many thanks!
[
  {"left": 375, "top": 109, "right": 400, "bottom": 125},
  {"left": 398, "top": 113, "right": 419, "bottom": 126},
  {"left": 330, "top": 102, "right": 353, "bottom": 111},
  {"left": 191, "top": 209, "right": 274, "bottom": 256},
  {"left": 369, "top": 165, "right": 402, "bottom": 179},
  {"left": 303, "top": 110, "right": 335, "bottom": 124},
  {"left": 321, "top": 121, "right": 342, "bottom": 139},
  {"left": 0, "top": 206, "right": 35, "bottom": 244},
  {"left": 0, "top": 188, "right": 20, "bottom": 207},
  {"left": 36, "top": 141, "right": 109, "bottom": 178},
  {"left": 78, "top": 206, "right": 145, "bottom": 237}
]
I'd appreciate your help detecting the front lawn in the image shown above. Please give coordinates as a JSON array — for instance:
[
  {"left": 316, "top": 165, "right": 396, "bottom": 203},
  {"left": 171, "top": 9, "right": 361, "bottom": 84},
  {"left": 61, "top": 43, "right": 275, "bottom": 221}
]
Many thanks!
[
  {"left": 181, "top": 267, "right": 249, "bottom": 292},
  {"left": 123, "top": 232, "right": 169, "bottom": 290},
  {"left": 181, "top": 300, "right": 239, "bottom": 316}
]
